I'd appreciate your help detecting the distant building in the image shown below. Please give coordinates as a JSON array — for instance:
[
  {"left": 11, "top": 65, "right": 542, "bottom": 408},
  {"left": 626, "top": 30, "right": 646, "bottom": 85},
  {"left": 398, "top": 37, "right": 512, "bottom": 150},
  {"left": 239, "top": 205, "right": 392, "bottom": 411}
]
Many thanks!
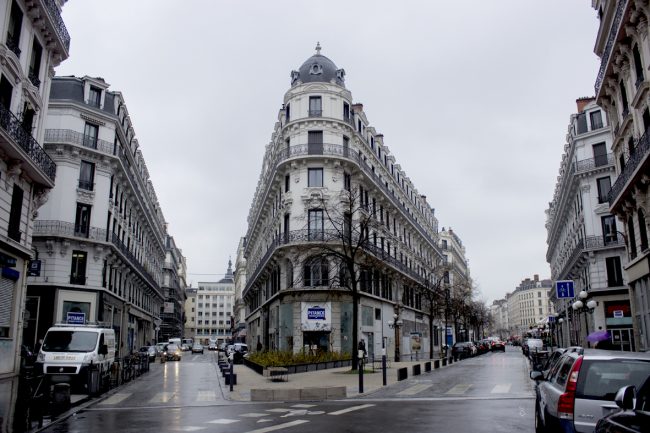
[
  {"left": 160, "top": 235, "right": 187, "bottom": 343},
  {"left": 233, "top": 237, "right": 247, "bottom": 342},
  {"left": 184, "top": 286, "right": 197, "bottom": 339},
  {"left": 193, "top": 261, "right": 234, "bottom": 344},
  {"left": 490, "top": 298, "right": 509, "bottom": 339},
  {"left": 591, "top": 0, "right": 650, "bottom": 351},
  {"left": 27, "top": 76, "right": 170, "bottom": 354},
  {"left": 507, "top": 275, "right": 554, "bottom": 337},
  {"left": 439, "top": 227, "right": 472, "bottom": 343},
  {"left": 0, "top": 0, "right": 70, "bottom": 427},
  {"left": 546, "top": 97, "right": 630, "bottom": 349}
]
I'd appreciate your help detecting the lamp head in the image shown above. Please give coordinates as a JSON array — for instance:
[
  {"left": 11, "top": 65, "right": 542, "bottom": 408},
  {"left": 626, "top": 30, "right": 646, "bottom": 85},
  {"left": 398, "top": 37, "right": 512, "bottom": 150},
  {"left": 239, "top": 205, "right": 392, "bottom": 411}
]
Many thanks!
[
  {"left": 558, "top": 318, "right": 564, "bottom": 323},
  {"left": 573, "top": 300, "right": 584, "bottom": 310},
  {"left": 586, "top": 299, "right": 597, "bottom": 310},
  {"left": 578, "top": 290, "right": 588, "bottom": 300}
]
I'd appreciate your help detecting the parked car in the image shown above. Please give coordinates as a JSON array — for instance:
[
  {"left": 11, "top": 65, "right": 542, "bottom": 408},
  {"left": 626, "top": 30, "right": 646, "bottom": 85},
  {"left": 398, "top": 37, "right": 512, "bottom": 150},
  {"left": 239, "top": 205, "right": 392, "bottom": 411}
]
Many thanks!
[
  {"left": 451, "top": 342, "right": 475, "bottom": 359},
  {"left": 490, "top": 340, "right": 506, "bottom": 352},
  {"left": 595, "top": 378, "right": 650, "bottom": 433},
  {"left": 191, "top": 343, "right": 204, "bottom": 354},
  {"left": 530, "top": 348, "right": 650, "bottom": 433},
  {"left": 139, "top": 346, "right": 156, "bottom": 362},
  {"left": 164, "top": 344, "right": 182, "bottom": 361},
  {"left": 208, "top": 342, "right": 218, "bottom": 351}
]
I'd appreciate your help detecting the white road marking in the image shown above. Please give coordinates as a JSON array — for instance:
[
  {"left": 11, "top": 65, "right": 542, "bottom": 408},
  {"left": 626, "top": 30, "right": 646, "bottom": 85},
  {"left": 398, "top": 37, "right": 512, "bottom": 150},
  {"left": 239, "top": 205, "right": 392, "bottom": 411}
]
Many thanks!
[
  {"left": 206, "top": 419, "right": 239, "bottom": 424},
  {"left": 243, "top": 420, "right": 309, "bottom": 433},
  {"left": 397, "top": 384, "right": 432, "bottom": 396},
  {"left": 266, "top": 408, "right": 293, "bottom": 413},
  {"left": 240, "top": 413, "right": 269, "bottom": 418},
  {"left": 196, "top": 391, "right": 217, "bottom": 401},
  {"left": 149, "top": 392, "right": 173, "bottom": 403},
  {"left": 491, "top": 384, "right": 511, "bottom": 394},
  {"left": 173, "top": 427, "right": 205, "bottom": 432},
  {"left": 291, "top": 404, "right": 316, "bottom": 408},
  {"left": 328, "top": 404, "right": 375, "bottom": 415},
  {"left": 257, "top": 419, "right": 274, "bottom": 423},
  {"left": 446, "top": 384, "right": 472, "bottom": 395},
  {"left": 99, "top": 393, "right": 130, "bottom": 405}
]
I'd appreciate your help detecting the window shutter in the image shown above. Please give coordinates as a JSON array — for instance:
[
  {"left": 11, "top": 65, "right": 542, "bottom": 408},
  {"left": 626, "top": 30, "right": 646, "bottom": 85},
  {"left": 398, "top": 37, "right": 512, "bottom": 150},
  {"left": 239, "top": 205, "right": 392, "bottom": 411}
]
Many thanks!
[{"left": 0, "top": 277, "right": 15, "bottom": 328}]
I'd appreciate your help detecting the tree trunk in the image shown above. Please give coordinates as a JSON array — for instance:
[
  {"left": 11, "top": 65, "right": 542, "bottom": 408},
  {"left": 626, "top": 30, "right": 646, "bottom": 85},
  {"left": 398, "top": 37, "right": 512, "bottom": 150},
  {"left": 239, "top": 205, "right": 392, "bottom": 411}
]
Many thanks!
[
  {"left": 352, "top": 288, "right": 359, "bottom": 370},
  {"left": 428, "top": 314, "right": 434, "bottom": 359}
]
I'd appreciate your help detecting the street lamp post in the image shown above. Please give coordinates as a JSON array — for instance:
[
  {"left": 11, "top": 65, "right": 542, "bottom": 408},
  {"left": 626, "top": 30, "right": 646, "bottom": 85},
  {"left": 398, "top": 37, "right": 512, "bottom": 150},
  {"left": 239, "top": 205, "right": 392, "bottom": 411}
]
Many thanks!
[
  {"left": 572, "top": 290, "right": 597, "bottom": 346},
  {"left": 387, "top": 311, "right": 403, "bottom": 362}
]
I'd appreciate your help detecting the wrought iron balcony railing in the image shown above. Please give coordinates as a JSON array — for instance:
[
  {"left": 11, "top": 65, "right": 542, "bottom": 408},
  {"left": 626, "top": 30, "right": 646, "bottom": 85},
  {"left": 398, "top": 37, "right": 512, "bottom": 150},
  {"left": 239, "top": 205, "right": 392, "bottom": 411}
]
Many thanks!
[
  {"left": 45, "top": 129, "right": 114, "bottom": 154},
  {"left": 110, "top": 232, "right": 159, "bottom": 293},
  {"left": 0, "top": 103, "right": 56, "bottom": 182},
  {"left": 584, "top": 235, "right": 626, "bottom": 250},
  {"left": 42, "top": 0, "right": 71, "bottom": 52},
  {"left": 595, "top": 0, "right": 628, "bottom": 96},
  {"left": 308, "top": 110, "right": 322, "bottom": 117},
  {"left": 609, "top": 128, "right": 650, "bottom": 206},
  {"left": 78, "top": 179, "right": 94, "bottom": 191},
  {"left": 574, "top": 153, "right": 614, "bottom": 174},
  {"left": 34, "top": 220, "right": 107, "bottom": 241}
]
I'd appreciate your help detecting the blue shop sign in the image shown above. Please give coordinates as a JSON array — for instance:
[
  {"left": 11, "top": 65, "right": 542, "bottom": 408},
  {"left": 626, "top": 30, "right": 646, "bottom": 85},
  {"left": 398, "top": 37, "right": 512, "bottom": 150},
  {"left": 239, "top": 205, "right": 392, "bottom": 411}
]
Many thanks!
[
  {"left": 307, "top": 307, "right": 326, "bottom": 320},
  {"left": 67, "top": 312, "right": 86, "bottom": 325}
]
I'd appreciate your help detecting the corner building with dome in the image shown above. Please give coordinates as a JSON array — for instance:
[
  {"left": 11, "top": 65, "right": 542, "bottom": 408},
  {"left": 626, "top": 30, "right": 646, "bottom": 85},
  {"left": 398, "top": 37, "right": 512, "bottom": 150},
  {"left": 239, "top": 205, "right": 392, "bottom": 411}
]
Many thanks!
[{"left": 242, "top": 46, "right": 447, "bottom": 358}]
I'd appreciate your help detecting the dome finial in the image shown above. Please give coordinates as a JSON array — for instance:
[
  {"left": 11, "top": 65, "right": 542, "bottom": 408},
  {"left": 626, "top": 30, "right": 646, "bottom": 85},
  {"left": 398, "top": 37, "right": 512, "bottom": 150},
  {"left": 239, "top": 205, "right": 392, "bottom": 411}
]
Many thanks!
[{"left": 315, "top": 42, "right": 321, "bottom": 55}]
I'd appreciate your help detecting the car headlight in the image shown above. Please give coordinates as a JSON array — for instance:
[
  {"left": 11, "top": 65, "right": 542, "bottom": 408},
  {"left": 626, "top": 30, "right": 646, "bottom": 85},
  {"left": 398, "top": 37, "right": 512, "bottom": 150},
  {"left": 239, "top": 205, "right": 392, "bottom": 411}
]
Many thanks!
[{"left": 37, "top": 352, "right": 45, "bottom": 363}]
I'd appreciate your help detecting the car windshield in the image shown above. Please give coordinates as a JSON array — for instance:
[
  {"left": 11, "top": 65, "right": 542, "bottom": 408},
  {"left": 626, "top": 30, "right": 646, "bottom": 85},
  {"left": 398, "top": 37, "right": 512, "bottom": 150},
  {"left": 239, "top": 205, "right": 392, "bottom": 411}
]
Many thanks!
[
  {"left": 42, "top": 331, "right": 98, "bottom": 353},
  {"left": 577, "top": 359, "right": 650, "bottom": 400},
  {"left": 167, "top": 344, "right": 179, "bottom": 351}
]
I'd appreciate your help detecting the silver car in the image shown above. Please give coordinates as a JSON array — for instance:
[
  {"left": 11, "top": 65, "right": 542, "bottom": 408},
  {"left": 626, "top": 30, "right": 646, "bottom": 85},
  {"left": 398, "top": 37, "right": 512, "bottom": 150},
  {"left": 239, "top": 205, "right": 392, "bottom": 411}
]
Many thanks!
[{"left": 531, "top": 348, "right": 650, "bottom": 433}]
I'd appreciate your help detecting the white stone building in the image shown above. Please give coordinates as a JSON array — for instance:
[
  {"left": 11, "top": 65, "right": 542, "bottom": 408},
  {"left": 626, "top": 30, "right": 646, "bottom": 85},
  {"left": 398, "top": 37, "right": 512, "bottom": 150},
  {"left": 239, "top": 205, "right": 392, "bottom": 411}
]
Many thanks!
[
  {"left": 183, "top": 286, "right": 197, "bottom": 339},
  {"left": 0, "top": 0, "right": 69, "bottom": 427},
  {"left": 490, "top": 298, "right": 509, "bottom": 339},
  {"left": 506, "top": 275, "right": 554, "bottom": 337},
  {"left": 160, "top": 234, "right": 187, "bottom": 343},
  {"left": 591, "top": 0, "right": 650, "bottom": 351},
  {"left": 546, "top": 97, "right": 631, "bottom": 349},
  {"left": 193, "top": 261, "right": 234, "bottom": 345},
  {"left": 438, "top": 227, "right": 471, "bottom": 344},
  {"left": 233, "top": 237, "right": 247, "bottom": 342},
  {"left": 26, "top": 75, "right": 169, "bottom": 355},
  {"left": 242, "top": 47, "right": 447, "bottom": 361}
]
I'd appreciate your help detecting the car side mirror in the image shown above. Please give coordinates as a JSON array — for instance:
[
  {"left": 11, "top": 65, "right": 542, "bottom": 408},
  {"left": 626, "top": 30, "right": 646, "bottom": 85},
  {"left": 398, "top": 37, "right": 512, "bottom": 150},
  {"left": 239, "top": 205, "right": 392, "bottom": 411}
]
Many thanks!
[
  {"left": 529, "top": 371, "right": 544, "bottom": 381},
  {"left": 614, "top": 385, "right": 636, "bottom": 410}
]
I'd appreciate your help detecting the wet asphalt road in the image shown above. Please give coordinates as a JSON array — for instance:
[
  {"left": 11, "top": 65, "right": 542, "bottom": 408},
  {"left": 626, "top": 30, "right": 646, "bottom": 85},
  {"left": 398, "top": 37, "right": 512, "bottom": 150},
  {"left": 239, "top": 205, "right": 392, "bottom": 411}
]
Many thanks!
[{"left": 39, "top": 347, "right": 535, "bottom": 433}]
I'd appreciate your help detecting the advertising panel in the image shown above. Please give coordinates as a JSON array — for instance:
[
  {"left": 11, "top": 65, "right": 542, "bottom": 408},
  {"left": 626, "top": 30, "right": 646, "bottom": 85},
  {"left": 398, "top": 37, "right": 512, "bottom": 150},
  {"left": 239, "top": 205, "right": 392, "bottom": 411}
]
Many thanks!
[{"left": 301, "top": 302, "right": 331, "bottom": 331}]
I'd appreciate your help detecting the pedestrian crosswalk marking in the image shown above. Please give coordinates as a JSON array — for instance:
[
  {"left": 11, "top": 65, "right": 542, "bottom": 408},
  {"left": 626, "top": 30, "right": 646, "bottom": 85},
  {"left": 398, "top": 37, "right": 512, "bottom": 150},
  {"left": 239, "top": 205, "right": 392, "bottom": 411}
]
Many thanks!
[
  {"left": 99, "top": 393, "right": 130, "bottom": 405},
  {"left": 207, "top": 419, "right": 239, "bottom": 424},
  {"left": 257, "top": 419, "right": 274, "bottom": 423},
  {"left": 196, "top": 390, "right": 217, "bottom": 401},
  {"left": 291, "top": 404, "right": 316, "bottom": 408},
  {"left": 397, "top": 384, "right": 432, "bottom": 396},
  {"left": 491, "top": 384, "right": 511, "bottom": 394},
  {"left": 446, "top": 384, "right": 472, "bottom": 394},
  {"left": 328, "top": 404, "right": 375, "bottom": 416},
  {"left": 266, "top": 408, "right": 293, "bottom": 413},
  {"left": 240, "top": 413, "right": 269, "bottom": 418},
  {"left": 243, "top": 420, "right": 309, "bottom": 433},
  {"left": 173, "top": 427, "right": 205, "bottom": 432},
  {"left": 149, "top": 392, "right": 174, "bottom": 403}
]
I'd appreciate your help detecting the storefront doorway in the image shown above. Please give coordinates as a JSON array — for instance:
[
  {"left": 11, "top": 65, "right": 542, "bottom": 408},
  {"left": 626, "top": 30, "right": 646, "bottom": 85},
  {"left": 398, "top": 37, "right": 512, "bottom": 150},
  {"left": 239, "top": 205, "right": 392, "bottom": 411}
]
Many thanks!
[
  {"left": 610, "top": 328, "right": 634, "bottom": 351},
  {"left": 303, "top": 331, "right": 330, "bottom": 353}
]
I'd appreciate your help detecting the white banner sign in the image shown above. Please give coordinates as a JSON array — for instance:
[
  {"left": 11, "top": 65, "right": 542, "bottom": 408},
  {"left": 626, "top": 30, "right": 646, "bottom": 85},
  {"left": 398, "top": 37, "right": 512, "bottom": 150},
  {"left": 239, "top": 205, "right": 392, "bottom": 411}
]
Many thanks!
[{"left": 301, "top": 302, "right": 331, "bottom": 331}]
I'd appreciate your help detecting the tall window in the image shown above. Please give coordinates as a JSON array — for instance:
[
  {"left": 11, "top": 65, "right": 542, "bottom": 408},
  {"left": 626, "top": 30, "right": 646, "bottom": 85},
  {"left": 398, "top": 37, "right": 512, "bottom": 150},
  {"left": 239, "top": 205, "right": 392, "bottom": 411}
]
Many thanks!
[
  {"left": 620, "top": 80, "right": 629, "bottom": 116},
  {"left": 308, "top": 131, "right": 323, "bottom": 154},
  {"left": 344, "top": 212, "right": 352, "bottom": 242},
  {"left": 88, "top": 86, "right": 101, "bottom": 107},
  {"left": 7, "top": 184, "right": 23, "bottom": 242},
  {"left": 6, "top": 1, "right": 23, "bottom": 57},
  {"left": 0, "top": 76, "right": 13, "bottom": 109},
  {"left": 303, "top": 256, "right": 329, "bottom": 287},
  {"left": 633, "top": 45, "right": 644, "bottom": 85},
  {"left": 284, "top": 213, "right": 290, "bottom": 242},
  {"left": 343, "top": 102, "right": 350, "bottom": 121},
  {"left": 628, "top": 216, "right": 638, "bottom": 259},
  {"left": 75, "top": 203, "right": 92, "bottom": 237},
  {"left": 605, "top": 256, "right": 623, "bottom": 287},
  {"left": 70, "top": 251, "right": 88, "bottom": 285},
  {"left": 28, "top": 38, "right": 42, "bottom": 87},
  {"left": 309, "top": 96, "right": 322, "bottom": 116},
  {"left": 308, "top": 209, "right": 323, "bottom": 240},
  {"left": 308, "top": 168, "right": 323, "bottom": 187},
  {"left": 83, "top": 123, "right": 99, "bottom": 148},
  {"left": 79, "top": 161, "right": 95, "bottom": 190},
  {"left": 285, "top": 103, "right": 290, "bottom": 121},
  {"left": 344, "top": 172, "right": 351, "bottom": 191},
  {"left": 284, "top": 174, "right": 290, "bottom": 192},
  {"left": 589, "top": 110, "right": 603, "bottom": 130},
  {"left": 638, "top": 209, "right": 648, "bottom": 252},
  {"left": 593, "top": 142, "right": 608, "bottom": 167},
  {"left": 596, "top": 176, "right": 611, "bottom": 204}
]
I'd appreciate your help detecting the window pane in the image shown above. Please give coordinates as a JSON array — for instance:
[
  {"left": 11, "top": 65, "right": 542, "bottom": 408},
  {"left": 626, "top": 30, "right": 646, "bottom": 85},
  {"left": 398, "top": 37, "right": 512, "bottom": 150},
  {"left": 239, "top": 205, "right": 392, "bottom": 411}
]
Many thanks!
[{"left": 308, "top": 168, "right": 323, "bottom": 187}]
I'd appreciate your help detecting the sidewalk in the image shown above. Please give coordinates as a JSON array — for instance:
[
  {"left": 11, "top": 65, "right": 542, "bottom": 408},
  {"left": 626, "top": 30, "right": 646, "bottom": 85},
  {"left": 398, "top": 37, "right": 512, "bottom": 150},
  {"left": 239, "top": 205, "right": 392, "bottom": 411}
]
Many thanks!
[{"left": 222, "top": 356, "right": 454, "bottom": 401}]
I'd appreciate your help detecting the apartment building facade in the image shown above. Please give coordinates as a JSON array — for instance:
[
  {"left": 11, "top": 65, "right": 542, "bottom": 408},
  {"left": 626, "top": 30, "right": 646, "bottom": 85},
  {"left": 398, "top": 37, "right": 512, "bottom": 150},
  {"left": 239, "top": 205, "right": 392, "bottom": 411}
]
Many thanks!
[
  {"left": 242, "top": 46, "right": 446, "bottom": 360},
  {"left": 26, "top": 76, "right": 169, "bottom": 354},
  {"left": 591, "top": 0, "right": 650, "bottom": 351},
  {"left": 192, "top": 261, "right": 234, "bottom": 345},
  {"left": 160, "top": 234, "right": 187, "bottom": 343},
  {"left": 507, "top": 275, "right": 554, "bottom": 337}
]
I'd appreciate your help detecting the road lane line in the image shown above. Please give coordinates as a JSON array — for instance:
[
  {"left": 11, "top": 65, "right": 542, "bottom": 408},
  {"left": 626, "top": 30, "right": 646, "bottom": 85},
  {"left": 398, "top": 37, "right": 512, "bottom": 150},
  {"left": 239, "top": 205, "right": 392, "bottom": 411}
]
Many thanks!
[
  {"left": 149, "top": 392, "right": 173, "bottom": 403},
  {"left": 291, "top": 404, "right": 316, "bottom": 408},
  {"left": 491, "top": 384, "right": 511, "bottom": 394},
  {"left": 243, "top": 420, "right": 309, "bottom": 433},
  {"left": 266, "top": 408, "right": 293, "bottom": 413},
  {"left": 445, "top": 384, "right": 472, "bottom": 394},
  {"left": 206, "top": 419, "right": 239, "bottom": 424},
  {"left": 240, "top": 413, "right": 269, "bottom": 418},
  {"left": 328, "top": 404, "right": 375, "bottom": 415},
  {"left": 397, "top": 384, "right": 432, "bottom": 396},
  {"left": 99, "top": 393, "right": 131, "bottom": 405}
]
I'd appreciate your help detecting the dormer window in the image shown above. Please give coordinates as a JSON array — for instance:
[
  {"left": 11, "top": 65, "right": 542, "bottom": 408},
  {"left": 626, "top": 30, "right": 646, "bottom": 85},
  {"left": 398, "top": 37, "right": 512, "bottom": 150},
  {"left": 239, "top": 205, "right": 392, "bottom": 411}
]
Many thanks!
[
  {"left": 589, "top": 110, "right": 603, "bottom": 130},
  {"left": 88, "top": 87, "right": 101, "bottom": 108}
]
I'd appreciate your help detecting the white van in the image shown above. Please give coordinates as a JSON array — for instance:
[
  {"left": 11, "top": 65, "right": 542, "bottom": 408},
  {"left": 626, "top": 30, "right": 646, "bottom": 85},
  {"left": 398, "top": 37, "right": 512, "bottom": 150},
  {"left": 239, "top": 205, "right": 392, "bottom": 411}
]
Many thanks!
[
  {"left": 168, "top": 337, "right": 181, "bottom": 346},
  {"left": 37, "top": 324, "right": 115, "bottom": 390}
]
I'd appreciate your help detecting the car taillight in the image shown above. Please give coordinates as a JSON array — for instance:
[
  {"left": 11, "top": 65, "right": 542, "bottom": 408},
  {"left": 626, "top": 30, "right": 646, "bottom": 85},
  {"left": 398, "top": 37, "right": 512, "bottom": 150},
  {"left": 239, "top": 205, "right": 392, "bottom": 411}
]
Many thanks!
[{"left": 557, "top": 355, "right": 583, "bottom": 419}]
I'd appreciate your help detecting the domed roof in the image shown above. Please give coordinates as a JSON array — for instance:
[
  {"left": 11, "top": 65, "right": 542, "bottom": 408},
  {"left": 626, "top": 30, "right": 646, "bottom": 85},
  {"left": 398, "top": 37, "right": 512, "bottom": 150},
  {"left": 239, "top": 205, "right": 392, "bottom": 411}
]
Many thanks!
[{"left": 290, "top": 43, "right": 345, "bottom": 87}]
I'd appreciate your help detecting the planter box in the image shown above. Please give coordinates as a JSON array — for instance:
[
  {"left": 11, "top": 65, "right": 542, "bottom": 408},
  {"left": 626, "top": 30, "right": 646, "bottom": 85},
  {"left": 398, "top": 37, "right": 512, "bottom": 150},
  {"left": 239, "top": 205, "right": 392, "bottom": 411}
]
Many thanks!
[{"left": 244, "top": 358, "right": 352, "bottom": 375}]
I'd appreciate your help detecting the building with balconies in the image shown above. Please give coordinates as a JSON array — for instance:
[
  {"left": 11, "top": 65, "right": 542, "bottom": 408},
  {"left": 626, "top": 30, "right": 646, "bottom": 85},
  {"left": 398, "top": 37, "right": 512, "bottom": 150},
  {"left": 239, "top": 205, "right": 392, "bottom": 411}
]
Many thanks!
[
  {"left": 546, "top": 97, "right": 631, "bottom": 349},
  {"left": 242, "top": 46, "right": 446, "bottom": 360},
  {"left": 591, "top": 0, "right": 650, "bottom": 351},
  {"left": 0, "top": 0, "right": 69, "bottom": 421},
  {"left": 193, "top": 261, "right": 234, "bottom": 345},
  {"left": 183, "top": 286, "right": 197, "bottom": 339},
  {"left": 506, "top": 275, "right": 554, "bottom": 337},
  {"left": 26, "top": 75, "right": 169, "bottom": 355},
  {"left": 438, "top": 227, "right": 471, "bottom": 344},
  {"left": 159, "top": 234, "right": 187, "bottom": 343},
  {"left": 232, "top": 236, "right": 247, "bottom": 343},
  {"left": 490, "top": 298, "right": 509, "bottom": 340}
]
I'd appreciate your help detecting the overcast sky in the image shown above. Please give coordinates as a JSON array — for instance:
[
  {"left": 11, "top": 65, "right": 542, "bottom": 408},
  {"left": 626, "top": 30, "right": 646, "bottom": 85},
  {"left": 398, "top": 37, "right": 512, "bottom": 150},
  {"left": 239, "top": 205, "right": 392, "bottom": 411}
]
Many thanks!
[{"left": 56, "top": 0, "right": 601, "bottom": 304}]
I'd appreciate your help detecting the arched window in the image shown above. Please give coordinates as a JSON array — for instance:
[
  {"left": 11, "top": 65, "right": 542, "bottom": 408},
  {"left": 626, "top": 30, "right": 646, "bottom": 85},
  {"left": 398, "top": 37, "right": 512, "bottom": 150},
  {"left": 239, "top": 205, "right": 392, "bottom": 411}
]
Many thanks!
[
  {"left": 638, "top": 209, "right": 648, "bottom": 252},
  {"left": 628, "top": 216, "right": 638, "bottom": 259},
  {"left": 303, "top": 256, "right": 329, "bottom": 287}
]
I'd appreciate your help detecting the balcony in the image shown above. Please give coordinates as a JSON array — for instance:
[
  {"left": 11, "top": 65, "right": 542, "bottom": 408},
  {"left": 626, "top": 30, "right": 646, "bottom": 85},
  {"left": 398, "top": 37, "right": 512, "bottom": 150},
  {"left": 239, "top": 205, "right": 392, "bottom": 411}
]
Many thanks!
[
  {"left": 574, "top": 153, "right": 614, "bottom": 174},
  {"left": 70, "top": 275, "right": 87, "bottom": 285},
  {"left": 45, "top": 129, "right": 114, "bottom": 154},
  {"left": 78, "top": 179, "right": 94, "bottom": 191},
  {"left": 110, "top": 232, "right": 160, "bottom": 294},
  {"left": 308, "top": 109, "right": 322, "bottom": 117},
  {"left": 595, "top": 0, "right": 628, "bottom": 96},
  {"left": 34, "top": 220, "right": 107, "bottom": 241},
  {"left": 42, "top": 0, "right": 71, "bottom": 52},
  {"left": 609, "top": 128, "right": 650, "bottom": 208},
  {"left": 0, "top": 103, "right": 56, "bottom": 184}
]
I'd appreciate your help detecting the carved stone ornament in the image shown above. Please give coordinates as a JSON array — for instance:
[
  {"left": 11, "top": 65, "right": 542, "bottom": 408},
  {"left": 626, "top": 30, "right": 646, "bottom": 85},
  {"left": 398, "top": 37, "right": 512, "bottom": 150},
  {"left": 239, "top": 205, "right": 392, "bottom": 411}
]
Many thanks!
[
  {"left": 336, "top": 69, "right": 345, "bottom": 81},
  {"left": 45, "top": 240, "right": 54, "bottom": 256},
  {"left": 60, "top": 240, "right": 70, "bottom": 257},
  {"left": 31, "top": 187, "right": 50, "bottom": 219},
  {"left": 309, "top": 63, "right": 323, "bottom": 75},
  {"left": 94, "top": 244, "right": 104, "bottom": 261},
  {"left": 77, "top": 188, "right": 95, "bottom": 204},
  {"left": 5, "top": 160, "right": 22, "bottom": 189},
  {"left": 291, "top": 70, "right": 300, "bottom": 84}
]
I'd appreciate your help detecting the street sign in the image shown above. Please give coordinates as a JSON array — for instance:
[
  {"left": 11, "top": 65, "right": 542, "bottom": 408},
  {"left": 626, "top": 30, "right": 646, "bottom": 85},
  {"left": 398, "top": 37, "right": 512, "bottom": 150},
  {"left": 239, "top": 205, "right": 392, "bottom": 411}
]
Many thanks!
[
  {"left": 66, "top": 312, "right": 86, "bottom": 325},
  {"left": 556, "top": 280, "right": 575, "bottom": 299},
  {"left": 27, "top": 260, "right": 41, "bottom": 276},
  {"left": 613, "top": 310, "right": 624, "bottom": 318},
  {"left": 548, "top": 315, "right": 555, "bottom": 323}
]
